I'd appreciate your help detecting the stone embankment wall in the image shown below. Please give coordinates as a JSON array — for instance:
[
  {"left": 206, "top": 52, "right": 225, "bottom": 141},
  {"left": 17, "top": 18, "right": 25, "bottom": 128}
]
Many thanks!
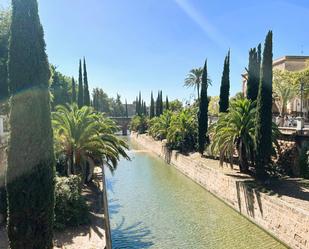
[{"left": 131, "top": 133, "right": 309, "bottom": 249}]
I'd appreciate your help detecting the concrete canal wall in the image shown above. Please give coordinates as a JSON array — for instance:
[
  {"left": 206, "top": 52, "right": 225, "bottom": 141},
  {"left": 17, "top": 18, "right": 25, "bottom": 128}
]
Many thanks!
[{"left": 131, "top": 133, "right": 309, "bottom": 249}]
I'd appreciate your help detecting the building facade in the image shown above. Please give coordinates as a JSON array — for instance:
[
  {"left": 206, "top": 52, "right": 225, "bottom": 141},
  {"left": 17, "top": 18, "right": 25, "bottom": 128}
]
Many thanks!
[{"left": 242, "top": 55, "right": 309, "bottom": 117}]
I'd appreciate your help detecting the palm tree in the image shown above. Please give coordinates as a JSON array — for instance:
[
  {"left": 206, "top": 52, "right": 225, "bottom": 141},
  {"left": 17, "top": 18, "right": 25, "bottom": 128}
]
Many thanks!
[
  {"left": 184, "top": 68, "right": 211, "bottom": 100},
  {"left": 209, "top": 98, "right": 256, "bottom": 173},
  {"left": 148, "top": 110, "right": 173, "bottom": 140},
  {"left": 52, "top": 104, "right": 129, "bottom": 249},
  {"left": 52, "top": 103, "right": 129, "bottom": 181},
  {"left": 167, "top": 108, "right": 198, "bottom": 152},
  {"left": 209, "top": 98, "right": 280, "bottom": 174}
]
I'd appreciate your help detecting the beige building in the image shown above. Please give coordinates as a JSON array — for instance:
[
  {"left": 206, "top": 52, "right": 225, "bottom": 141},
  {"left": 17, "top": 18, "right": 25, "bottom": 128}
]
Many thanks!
[{"left": 242, "top": 55, "right": 309, "bottom": 117}]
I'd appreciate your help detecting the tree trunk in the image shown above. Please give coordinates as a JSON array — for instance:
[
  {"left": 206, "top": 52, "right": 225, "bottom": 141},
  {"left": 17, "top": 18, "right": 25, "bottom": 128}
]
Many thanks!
[{"left": 238, "top": 141, "right": 249, "bottom": 173}]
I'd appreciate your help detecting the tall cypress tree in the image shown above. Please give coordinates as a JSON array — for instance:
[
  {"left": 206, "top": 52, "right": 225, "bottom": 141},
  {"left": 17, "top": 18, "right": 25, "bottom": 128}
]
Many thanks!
[
  {"left": 246, "top": 44, "right": 261, "bottom": 102},
  {"left": 219, "top": 50, "right": 230, "bottom": 112},
  {"left": 78, "top": 59, "right": 83, "bottom": 108},
  {"left": 138, "top": 92, "right": 142, "bottom": 116},
  {"left": 71, "top": 77, "right": 76, "bottom": 103},
  {"left": 0, "top": 9, "right": 10, "bottom": 112},
  {"left": 155, "top": 92, "right": 159, "bottom": 116},
  {"left": 198, "top": 60, "right": 209, "bottom": 154},
  {"left": 6, "top": 1, "right": 55, "bottom": 248},
  {"left": 166, "top": 96, "right": 169, "bottom": 110},
  {"left": 255, "top": 31, "right": 273, "bottom": 180},
  {"left": 159, "top": 91, "right": 163, "bottom": 115},
  {"left": 143, "top": 101, "right": 147, "bottom": 115},
  {"left": 150, "top": 91, "right": 155, "bottom": 118},
  {"left": 83, "top": 57, "right": 90, "bottom": 106}
]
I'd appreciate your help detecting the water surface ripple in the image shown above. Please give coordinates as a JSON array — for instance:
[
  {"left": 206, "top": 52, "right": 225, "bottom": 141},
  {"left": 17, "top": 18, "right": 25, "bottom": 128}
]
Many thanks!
[{"left": 107, "top": 138, "right": 287, "bottom": 249}]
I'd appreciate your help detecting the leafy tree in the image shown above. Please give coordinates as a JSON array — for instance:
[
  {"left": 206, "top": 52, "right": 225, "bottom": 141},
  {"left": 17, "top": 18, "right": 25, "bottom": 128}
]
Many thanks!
[
  {"left": 6, "top": 0, "right": 55, "bottom": 248},
  {"left": 78, "top": 59, "right": 83, "bottom": 108},
  {"left": 83, "top": 58, "right": 90, "bottom": 106},
  {"left": 50, "top": 65, "right": 71, "bottom": 109},
  {"left": 92, "top": 88, "right": 111, "bottom": 113},
  {"left": 71, "top": 77, "right": 77, "bottom": 103},
  {"left": 110, "top": 94, "right": 125, "bottom": 117},
  {"left": 273, "top": 69, "right": 297, "bottom": 116},
  {"left": 208, "top": 96, "right": 219, "bottom": 116},
  {"left": 198, "top": 60, "right": 209, "bottom": 154},
  {"left": 219, "top": 50, "right": 230, "bottom": 112},
  {"left": 150, "top": 91, "right": 155, "bottom": 118},
  {"left": 0, "top": 8, "right": 10, "bottom": 111},
  {"left": 255, "top": 31, "right": 273, "bottom": 180},
  {"left": 184, "top": 67, "right": 203, "bottom": 100},
  {"left": 169, "top": 99, "right": 183, "bottom": 112}
]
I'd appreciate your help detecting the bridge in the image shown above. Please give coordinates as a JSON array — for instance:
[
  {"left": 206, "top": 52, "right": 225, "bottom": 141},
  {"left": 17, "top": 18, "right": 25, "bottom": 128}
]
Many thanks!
[{"left": 109, "top": 117, "right": 132, "bottom": 135}]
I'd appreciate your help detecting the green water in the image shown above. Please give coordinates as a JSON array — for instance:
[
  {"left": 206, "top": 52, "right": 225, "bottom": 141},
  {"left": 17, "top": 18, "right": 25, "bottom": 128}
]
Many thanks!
[{"left": 106, "top": 138, "right": 287, "bottom": 249}]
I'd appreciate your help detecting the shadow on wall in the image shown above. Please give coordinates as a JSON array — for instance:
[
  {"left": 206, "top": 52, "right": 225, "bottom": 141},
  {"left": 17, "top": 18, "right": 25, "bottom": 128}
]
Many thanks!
[{"left": 235, "top": 180, "right": 263, "bottom": 219}]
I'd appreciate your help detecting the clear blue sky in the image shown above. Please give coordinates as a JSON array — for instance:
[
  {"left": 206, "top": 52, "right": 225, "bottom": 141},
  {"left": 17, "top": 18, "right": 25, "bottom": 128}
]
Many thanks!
[{"left": 2, "top": 0, "right": 309, "bottom": 103}]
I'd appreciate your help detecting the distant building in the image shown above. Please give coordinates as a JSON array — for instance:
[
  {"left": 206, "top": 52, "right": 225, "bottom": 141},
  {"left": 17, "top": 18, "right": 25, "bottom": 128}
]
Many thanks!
[{"left": 242, "top": 55, "right": 309, "bottom": 117}]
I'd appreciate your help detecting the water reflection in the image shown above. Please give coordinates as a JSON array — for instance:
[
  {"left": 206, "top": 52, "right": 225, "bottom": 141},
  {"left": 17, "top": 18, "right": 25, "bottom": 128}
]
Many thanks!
[{"left": 112, "top": 217, "right": 154, "bottom": 249}]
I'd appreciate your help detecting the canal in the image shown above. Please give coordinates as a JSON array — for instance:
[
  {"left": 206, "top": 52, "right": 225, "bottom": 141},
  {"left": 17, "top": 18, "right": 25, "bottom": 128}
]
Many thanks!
[{"left": 106, "top": 138, "right": 287, "bottom": 249}]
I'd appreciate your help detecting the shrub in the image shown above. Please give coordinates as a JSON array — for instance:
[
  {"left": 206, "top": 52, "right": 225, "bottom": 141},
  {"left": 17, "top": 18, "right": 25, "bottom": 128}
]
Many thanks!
[
  {"left": 130, "top": 115, "right": 148, "bottom": 134},
  {"left": 54, "top": 175, "right": 89, "bottom": 230},
  {"left": 167, "top": 108, "right": 198, "bottom": 152}
]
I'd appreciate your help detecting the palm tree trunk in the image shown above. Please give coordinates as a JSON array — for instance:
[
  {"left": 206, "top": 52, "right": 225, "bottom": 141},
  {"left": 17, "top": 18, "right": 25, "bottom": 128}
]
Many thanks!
[
  {"left": 238, "top": 141, "right": 249, "bottom": 173},
  {"left": 197, "top": 84, "right": 200, "bottom": 100},
  {"left": 102, "top": 165, "right": 112, "bottom": 249}
]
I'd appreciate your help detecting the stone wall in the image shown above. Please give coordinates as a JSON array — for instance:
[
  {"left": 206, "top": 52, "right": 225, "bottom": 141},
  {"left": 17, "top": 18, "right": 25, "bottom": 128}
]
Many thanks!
[{"left": 131, "top": 133, "right": 309, "bottom": 249}]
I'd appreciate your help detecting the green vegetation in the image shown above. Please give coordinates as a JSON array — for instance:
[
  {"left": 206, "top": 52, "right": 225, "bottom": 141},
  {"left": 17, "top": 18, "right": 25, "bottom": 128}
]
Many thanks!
[
  {"left": 273, "top": 69, "right": 298, "bottom": 116},
  {"left": 219, "top": 50, "right": 230, "bottom": 113},
  {"left": 148, "top": 110, "right": 173, "bottom": 140},
  {"left": 78, "top": 59, "right": 84, "bottom": 108},
  {"left": 198, "top": 60, "right": 209, "bottom": 154},
  {"left": 255, "top": 31, "right": 273, "bottom": 180},
  {"left": 72, "top": 77, "right": 77, "bottom": 103},
  {"left": 208, "top": 96, "right": 219, "bottom": 116},
  {"left": 130, "top": 115, "right": 149, "bottom": 134},
  {"left": 246, "top": 44, "right": 261, "bottom": 102},
  {"left": 54, "top": 175, "right": 89, "bottom": 230},
  {"left": 150, "top": 92, "right": 155, "bottom": 118},
  {"left": 52, "top": 104, "right": 129, "bottom": 181},
  {"left": 0, "top": 8, "right": 10, "bottom": 112},
  {"left": 83, "top": 58, "right": 91, "bottom": 106},
  {"left": 210, "top": 98, "right": 256, "bottom": 172},
  {"left": 156, "top": 90, "right": 163, "bottom": 116},
  {"left": 50, "top": 65, "right": 72, "bottom": 109},
  {"left": 6, "top": 0, "right": 55, "bottom": 247}
]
